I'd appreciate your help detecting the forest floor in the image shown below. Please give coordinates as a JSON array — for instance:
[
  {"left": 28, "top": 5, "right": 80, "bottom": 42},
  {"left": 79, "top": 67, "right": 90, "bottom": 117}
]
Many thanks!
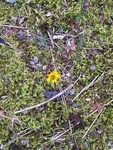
[{"left": 0, "top": 0, "right": 113, "bottom": 150}]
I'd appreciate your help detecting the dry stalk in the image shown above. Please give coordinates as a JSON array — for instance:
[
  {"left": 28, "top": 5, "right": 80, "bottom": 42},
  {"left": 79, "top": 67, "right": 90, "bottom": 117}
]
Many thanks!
[
  {"left": 88, "top": 99, "right": 113, "bottom": 117},
  {"left": 82, "top": 109, "right": 103, "bottom": 139},
  {"left": 1, "top": 115, "right": 22, "bottom": 127},
  {"left": 14, "top": 76, "right": 80, "bottom": 115},
  {"left": 0, "top": 24, "right": 27, "bottom": 29},
  {"left": 47, "top": 31, "right": 55, "bottom": 48},
  {"left": 51, "top": 128, "right": 72, "bottom": 142},
  {"left": 72, "top": 72, "right": 105, "bottom": 102},
  {"left": 3, "top": 128, "right": 33, "bottom": 148},
  {"left": 68, "top": 119, "right": 79, "bottom": 150},
  {"left": 14, "top": 86, "right": 72, "bottom": 114},
  {"left": 47, "top": 31, "right": 57, "bottom": 70}
]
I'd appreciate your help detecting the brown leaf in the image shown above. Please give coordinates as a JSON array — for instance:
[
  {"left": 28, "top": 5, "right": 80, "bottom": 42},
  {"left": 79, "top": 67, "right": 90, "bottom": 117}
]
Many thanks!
[
  {"left": 89, "top": 103, "right": 97, "bottom": 111},
  {"left": 89, "top": 100, "right": 104, "bottom": 113},
  {"left": 95, "top": 101, "right": 104, "bottom": 113}
]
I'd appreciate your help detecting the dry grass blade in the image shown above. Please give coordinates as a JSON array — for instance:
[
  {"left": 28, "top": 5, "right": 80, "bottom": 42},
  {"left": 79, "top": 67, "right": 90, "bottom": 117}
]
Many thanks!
[
  {"left": 47, "top": 31, "right": 55, "bottom": 48},
  {"left": 0, "top": 36, "right": 13, "bottom": 48},
  {"left": 88, "top": 99, "right": 113, "bottom": 117},
  {"left": 14, "top": 76, "right": 81, "bottom": 115},
  {"left": 3, "top": 128, "right": 33, "bottom": 148},
  {"left": 51, "top": 128, "right": 71, "bottom": 143},
  {"left": 0, "top": 24, "right": 27, "bottom": 29},
  {"left": 82, "top": 109, "right": 103, "bottom": 139},
  {"left": 14, "top": 85, "right": 72, "bottom": 115},
  {"left": 72, "top": 72, "right": 105, "bottom": 102}
]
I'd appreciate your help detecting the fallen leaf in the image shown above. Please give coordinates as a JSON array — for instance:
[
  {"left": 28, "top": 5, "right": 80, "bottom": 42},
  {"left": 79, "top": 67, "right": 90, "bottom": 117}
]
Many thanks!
[
  {"left": 89, "top": 100, "right": 104, "bottom": 113},
  {"left": 89, "top": 103, "right": 97, "bottom": 111},
  {"left": 95, "top": 101, "right": 104, "bottom": 113}
]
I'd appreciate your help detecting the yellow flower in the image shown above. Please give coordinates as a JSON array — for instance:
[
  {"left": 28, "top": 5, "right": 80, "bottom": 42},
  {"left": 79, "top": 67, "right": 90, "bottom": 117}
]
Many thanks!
[{"left": 47, "top": 70, "right": 61, "bottom": 83}]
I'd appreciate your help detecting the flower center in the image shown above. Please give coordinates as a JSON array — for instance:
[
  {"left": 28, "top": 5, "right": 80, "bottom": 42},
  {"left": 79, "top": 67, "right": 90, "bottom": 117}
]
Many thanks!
[{"left": 50, "top": 75, "right": 56, "bottom": 80}]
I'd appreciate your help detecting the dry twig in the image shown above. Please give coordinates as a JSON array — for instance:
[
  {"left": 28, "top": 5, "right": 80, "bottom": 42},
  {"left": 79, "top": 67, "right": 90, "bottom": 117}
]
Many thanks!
[
  {"left": 72, "top": 72, "right": 105, "bottom": 102},
  {"left": 14, "top": 76, "right": 81, "bottom": 115},
  {"left": 0, "top": 24, "right": 27, "bottom": 29},
  {"left": 82, "top": 109, "right": 103, "bottom": 139}
]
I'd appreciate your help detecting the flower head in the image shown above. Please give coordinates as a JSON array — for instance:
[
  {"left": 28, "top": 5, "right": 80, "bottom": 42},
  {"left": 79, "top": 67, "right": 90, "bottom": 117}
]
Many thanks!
[{"left": 47, "top": 70, "right": 61, "bottom": 84}]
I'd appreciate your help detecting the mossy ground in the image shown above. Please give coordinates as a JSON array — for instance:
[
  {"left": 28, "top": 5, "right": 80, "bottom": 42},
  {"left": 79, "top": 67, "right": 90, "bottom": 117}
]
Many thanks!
[{"left": 0, "top": 0, "right": 113, "bottom": 149}]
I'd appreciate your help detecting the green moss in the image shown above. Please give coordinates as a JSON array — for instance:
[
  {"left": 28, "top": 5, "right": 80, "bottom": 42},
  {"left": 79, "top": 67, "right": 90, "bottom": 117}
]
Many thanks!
[{"left": 0, "top": 0, "right": 113, "bottom": 149}]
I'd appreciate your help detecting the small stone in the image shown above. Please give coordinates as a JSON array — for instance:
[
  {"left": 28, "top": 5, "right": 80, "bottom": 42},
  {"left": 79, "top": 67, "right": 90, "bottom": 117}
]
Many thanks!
[
  {"left": 44, "top": 91, "right": 52, "bottom": 99},
  {"left": 90, "top": 65, "right": 96, "bottom": 71},
  {"left": 18, "top": 31, "right": 24, "bottom": 40},
  {"left": 42, "top": 66, "right": 47, "bottom": 70},
  {"left": 82, "top": 74, "right": 86, "bottom": 78},
  {"left": 46, "top": 11, "right": 52, "bottom": 17},
  {"left": 38, "top": 106, "right": 44, "bottom": 111},
  {"left": 6, "top": 0, "right": 17, "bottom": 3},
  {"left": 61, "top": 121, "right": 69, "bottom": 129},
  {"left": 30, "top": 60, "right": 35, "bottom": 65},
  {"left": 84, "top": 141, "right": 89, "bottom": 148},
  {"left": 0, "top": 144, "right": 4, "bottom": 149},
  {"left": 83, "top": 2, "right": 89, "bottom": 10},
  {"left": 21, "top": 140, "right": 29, "bottom": 147},
  {"left": 66, "top": 72, "right": 71, "bottom": 77},
  {"left": 97, "top": 129, "right": 103, "bottom": 134},
  {"left": 25, "top": 0, "right": 30, "bottom": 3},
  {"left": 19, "top": 17, "right": 25, "bottom": 24},
  {"left": 4, "top": 78, "right": 10, "bottom": 83},
  {"left": 69, "top": 89, "right": 75, "bottom": 95},
  {"left": 1, "top": 96, "right": 7, "bottom": 99},
  {"left": 30, "top": 57, "right": 38, "bottom": 65},
  {"left": 58, "top": 148, "right": 64, "bottom": 150},
  {"left": 63, "top": 73, "right": 70, "bottom": 79},
  {"left": 44, "top": 91, "right": 61, "bottom": 101},
  {"left": 75, "top": 29, "right": 78, "bottom": 33},
  {"left": 72, "top": 102, "right": 77, "bottom": 108},
  {"left": 32, "top": 56, "right": 38, "bottom": 63},
  {"left": 86, "top": 97, "right": 91, "bottom": 102},
  {"left": 108, "top": 141, "right": 112, "bottom": 147}
]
